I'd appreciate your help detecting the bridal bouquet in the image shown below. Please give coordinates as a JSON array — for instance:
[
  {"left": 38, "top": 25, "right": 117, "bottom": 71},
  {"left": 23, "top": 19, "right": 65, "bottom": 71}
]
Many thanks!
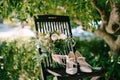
[{"left": 38, "top": 31, "right": 68, "bottom": 54}]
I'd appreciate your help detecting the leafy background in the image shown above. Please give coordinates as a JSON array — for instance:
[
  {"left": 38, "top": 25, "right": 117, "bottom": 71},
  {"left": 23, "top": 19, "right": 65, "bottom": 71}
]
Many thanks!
[
  {"left": 0, "top": 37, "right": 120, "bottom": 80},
  {"left": 1, "top": 0, "right": 120, "bottom": 80}
]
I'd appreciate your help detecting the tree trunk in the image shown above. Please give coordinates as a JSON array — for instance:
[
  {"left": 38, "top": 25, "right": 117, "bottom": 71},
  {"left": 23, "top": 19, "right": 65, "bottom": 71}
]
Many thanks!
[{"left": 92, "top": 1, "right": 120, "bottom": 56}]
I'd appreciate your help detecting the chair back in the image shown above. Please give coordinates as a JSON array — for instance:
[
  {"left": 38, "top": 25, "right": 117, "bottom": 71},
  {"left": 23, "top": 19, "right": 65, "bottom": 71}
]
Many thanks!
[{"left": 34, "top": 15, "right": 75, "bottom": 68}]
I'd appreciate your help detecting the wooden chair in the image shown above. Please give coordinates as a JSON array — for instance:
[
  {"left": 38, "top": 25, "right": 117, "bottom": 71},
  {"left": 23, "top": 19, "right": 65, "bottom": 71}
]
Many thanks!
[
  {"left": 0, "top": 56, "right": 4, "bottom": 79},
  {"left": 34, "top": 15, "right": 105, "bottom": 80}
]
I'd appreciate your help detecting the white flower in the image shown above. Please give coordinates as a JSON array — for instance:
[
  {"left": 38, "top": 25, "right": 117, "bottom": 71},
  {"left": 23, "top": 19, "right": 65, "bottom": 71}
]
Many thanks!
[
  {"left": 39, "top": 33, "right": 45, "bottom": 40},
  {"left": 45, "top": 33, "right": 50, "bottom": 38},
  {"left": 51, "top": 33, "right": 59, "bottom": 41},
  {"left": 59, "top": 33, "right": 67, "bottom": 40}
]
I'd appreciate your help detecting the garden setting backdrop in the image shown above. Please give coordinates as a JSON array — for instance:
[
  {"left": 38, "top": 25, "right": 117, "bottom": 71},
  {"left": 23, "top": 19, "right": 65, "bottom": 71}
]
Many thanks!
[{"left": 0, "top": 0, "right": 120, "bottom": 80}]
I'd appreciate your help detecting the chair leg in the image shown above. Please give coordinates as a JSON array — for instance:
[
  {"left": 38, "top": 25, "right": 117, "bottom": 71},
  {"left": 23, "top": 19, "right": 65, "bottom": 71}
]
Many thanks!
[
  {"left": 90, "top": 76, "right": 100, "bottom": 80},
  {"left": 40, "top": 64, "right": 47, "bottom": 80},
  {"left": 41, "top": 73, "right": 47, "bottom": 80},
  {"left": 53, "top": 76, "right": 58, "bottom": 80}
]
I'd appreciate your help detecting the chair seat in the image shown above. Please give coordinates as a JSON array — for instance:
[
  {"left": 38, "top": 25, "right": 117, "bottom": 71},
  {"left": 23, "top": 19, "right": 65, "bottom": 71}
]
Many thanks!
[{"left": 47, "top": 67, "right": 105, "bottom": 80}]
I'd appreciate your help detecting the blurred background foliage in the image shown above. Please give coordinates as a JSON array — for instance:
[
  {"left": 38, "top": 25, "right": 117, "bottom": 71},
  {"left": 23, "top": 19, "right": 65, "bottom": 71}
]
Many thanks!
[
  {"left": 0, "top": 39, "right": 41, "bottom": 80},
  {"left": 74, "top": 37, "right": 120, "bottom": 80},
  {"left": 0, "top": 37, "right": 120, "bottom": 80},
  {"left": 0, "top": 0, "right": 102, "bottom": 28}
]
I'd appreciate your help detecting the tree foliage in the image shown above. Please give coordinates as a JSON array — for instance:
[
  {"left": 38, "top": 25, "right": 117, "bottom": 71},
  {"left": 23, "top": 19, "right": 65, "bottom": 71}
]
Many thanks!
[
  {"left": 0, "top": 0, "right": 111, "bottom": 28},
  {"left": 1, "top": 0, "right": 120, "bottom": 55},
  {"left": 0, "top": 0, "right": 100, "bottom": 28}
]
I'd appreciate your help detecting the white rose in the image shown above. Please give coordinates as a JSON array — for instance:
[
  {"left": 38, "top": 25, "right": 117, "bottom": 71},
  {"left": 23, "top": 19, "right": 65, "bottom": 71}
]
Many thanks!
[
  {"left": 59, "top": 34, "right": 67, "bottom": 40},
  {"left": 39, "top": 33, "right": 45, "bottom": 39},
  {"left": 51, "top": 33, "right": 59, "bottom": 41},
  {"left": 45, "top": 33, "right": 50, "bottom": 38}
]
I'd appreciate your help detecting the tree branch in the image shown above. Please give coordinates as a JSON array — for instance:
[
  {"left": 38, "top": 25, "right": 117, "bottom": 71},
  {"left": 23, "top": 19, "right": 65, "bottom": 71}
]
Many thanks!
[
  {"left": 90, "top": 0, "right": 109, "bottom": 30},
  {"left": 74, "top": 17, "right": 82, "bottom": 26},
  {"left": 94, "top": 29, "right": 116, "bottom": 49},
  {"left": 73, "top": 16, "right": 86, "bottom": 29}
]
